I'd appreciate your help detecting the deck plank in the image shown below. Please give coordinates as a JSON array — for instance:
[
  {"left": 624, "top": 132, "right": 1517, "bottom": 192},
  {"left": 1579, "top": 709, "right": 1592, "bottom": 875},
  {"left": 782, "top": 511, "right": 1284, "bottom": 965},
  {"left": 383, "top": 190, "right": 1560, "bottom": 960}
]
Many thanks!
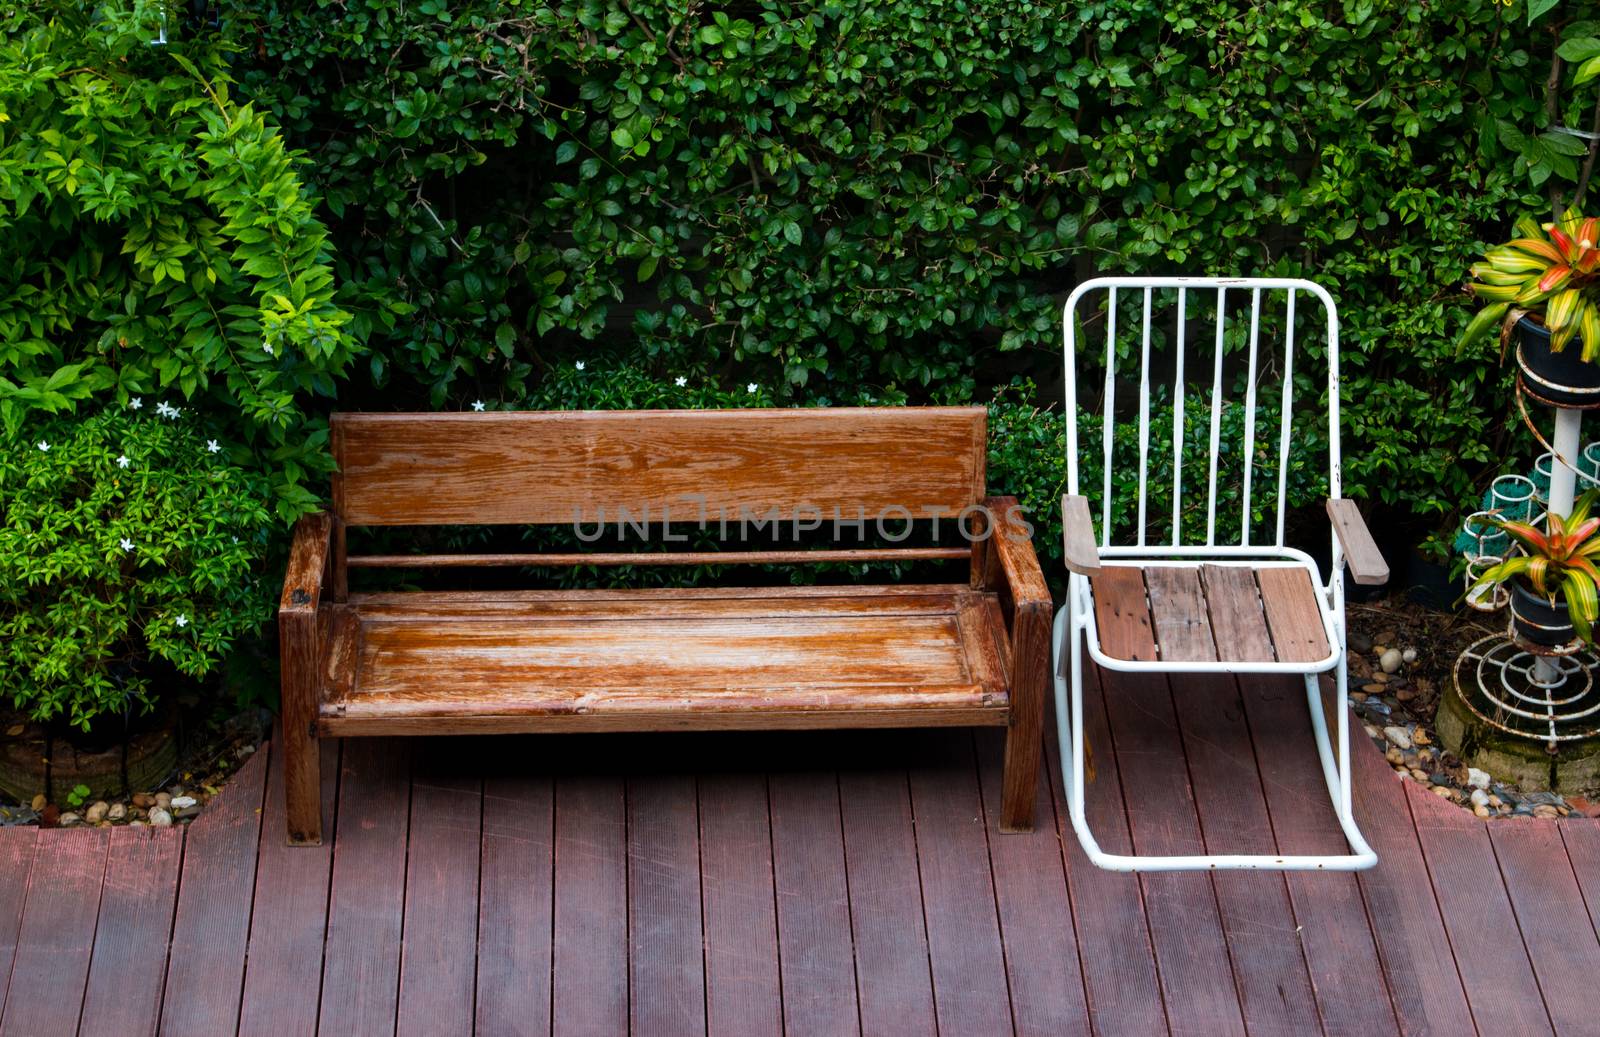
[
  {"left": 318, "top": 738, "right": 413, "bottom": 1037},
  {"left": 397, "top": 745, "right": 481, "bottom": 1037},
  {"left": 628, "top": 773, "right": 707, "bottom": 1037},
  {"left": 1558, "top": 820, "right": 1600, "bottom": 941},
  {"left": 1239, "top": 678, "right": 1400, "bottom": 1036},
  {"left": 1056, "top": 662, "right": 1168, "bottom": 1036},
  {"left": 552, "top": 774, "right": 628, "bottom": 1037},
  {"left": 1348, "top": 719, "right": 1476, "bottom": 1036},
  {"left": 238, "top": 739, "right": 339, "bottom": 1037},
  {"left": 977, "top": 727, "right": 1092, "bottom": 1036},
  {"left": 699, "top": 772, "right": 782, "bottom": 1037},
  {"left": 770, "top": 769, "right": 860, "bottom": 1037},
  {"left": 159, "top": 741, "right": 271, "bottom": 1037},
  {"left": 839, "top": 766, "right": 937, "bottom": 1037},
  {"left": 0, "top": 827, "right": 107, "bottom": 1037},
  {"left": 475, "top": 764, "right": 555, "bottom": 1037},
  {"left": 1409, "top": 779, "right": 1552, "bottom": 1035},
  {"left": 0, "top": 827, "right": 38, "bottom": 1026},
  {"left": 79, "top": 827, "right": 181, "bottom": 1037},
  {"left": 1489, "top": 818, "right": 1600, "bottom": 1036}
]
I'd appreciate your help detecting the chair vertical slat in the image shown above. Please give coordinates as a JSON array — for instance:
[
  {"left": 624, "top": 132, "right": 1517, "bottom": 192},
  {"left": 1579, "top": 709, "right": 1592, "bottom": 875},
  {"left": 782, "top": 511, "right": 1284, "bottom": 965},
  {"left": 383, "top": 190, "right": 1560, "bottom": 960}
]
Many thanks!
[
  {"left": 1275, "top": 290, "right": 1297, "bottom": 548},
  {"left": 1171, "top": 288, "right": 1188, "bottom": 547},
  {"left": 1240, "top": 288, "right": 1262, "bottom": 546},
  {"left": 1102, "top": 287, "right": 1117, "bottom": 546},
  {"left": 1205, "top": 287, "right": 1227, "bottom": 546},
  {"left": 1136, "top": 288, "right": 1153, "bottom": 547}
]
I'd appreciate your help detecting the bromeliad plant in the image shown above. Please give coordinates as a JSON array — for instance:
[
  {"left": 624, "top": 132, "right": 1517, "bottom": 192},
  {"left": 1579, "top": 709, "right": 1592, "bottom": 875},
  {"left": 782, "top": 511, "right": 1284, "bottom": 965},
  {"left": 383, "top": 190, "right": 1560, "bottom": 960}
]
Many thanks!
[
  {"left": 1457, "top": 208, "right": 1600, "bottom": 360},
  {"left": 1470, "top": 489, "right": 1600, "bottom": 644}
]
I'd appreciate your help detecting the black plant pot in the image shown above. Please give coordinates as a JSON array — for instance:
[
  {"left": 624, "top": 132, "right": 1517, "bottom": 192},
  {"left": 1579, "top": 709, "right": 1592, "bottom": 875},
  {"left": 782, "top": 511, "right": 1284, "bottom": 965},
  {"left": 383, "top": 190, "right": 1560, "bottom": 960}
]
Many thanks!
[
  {"left": 1509, "top": 581, "right": 1577, "bottom": 647},
  {"left": 1516, "top": 315, "right": 1600, "bottom": 408}
]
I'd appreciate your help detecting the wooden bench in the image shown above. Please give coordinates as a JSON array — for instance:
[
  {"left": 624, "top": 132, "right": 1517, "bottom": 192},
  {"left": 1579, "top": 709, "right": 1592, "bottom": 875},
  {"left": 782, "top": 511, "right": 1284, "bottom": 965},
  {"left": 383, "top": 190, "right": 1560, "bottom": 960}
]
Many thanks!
[{"left": 278, "top": 407, "right": 1051, "bottom": 844}]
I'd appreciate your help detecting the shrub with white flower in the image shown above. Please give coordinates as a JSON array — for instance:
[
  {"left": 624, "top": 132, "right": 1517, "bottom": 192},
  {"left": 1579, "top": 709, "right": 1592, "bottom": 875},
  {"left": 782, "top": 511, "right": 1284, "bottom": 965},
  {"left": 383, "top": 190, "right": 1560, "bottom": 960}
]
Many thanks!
[{"left": 1, "top": 411, "right": 273, "bottom": 731}]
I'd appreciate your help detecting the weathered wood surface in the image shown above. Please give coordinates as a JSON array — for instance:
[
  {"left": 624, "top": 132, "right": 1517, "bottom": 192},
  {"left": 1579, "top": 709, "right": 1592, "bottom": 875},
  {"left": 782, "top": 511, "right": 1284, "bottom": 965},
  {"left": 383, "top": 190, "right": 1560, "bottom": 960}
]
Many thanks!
[
  {"left": 1327, "top": 497, "right": 1390, "bottom": 585},
  {"left": 333, "top": 407, "right": 987, "bottom": 526},
  {"left": 11, "top": 669, "right": 1600, "bottom": 1035},
  {"left": 1060, "top": 492, "right": 1102, "bottom": 574}
]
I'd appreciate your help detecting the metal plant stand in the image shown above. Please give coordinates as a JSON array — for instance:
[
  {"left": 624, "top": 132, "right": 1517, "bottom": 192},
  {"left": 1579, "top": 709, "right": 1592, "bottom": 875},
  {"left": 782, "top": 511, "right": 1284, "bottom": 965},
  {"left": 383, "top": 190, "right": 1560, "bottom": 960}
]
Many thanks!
[{"left": 1442, "top": 399, "right": 1600, "bottom": 788}]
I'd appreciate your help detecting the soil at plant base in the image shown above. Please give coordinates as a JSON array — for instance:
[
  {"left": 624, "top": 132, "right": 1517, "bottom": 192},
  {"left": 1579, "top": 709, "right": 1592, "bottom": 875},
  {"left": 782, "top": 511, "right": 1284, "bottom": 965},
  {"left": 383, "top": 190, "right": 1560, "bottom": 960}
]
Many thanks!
[
  {"left": 0, "top": 705, "right": 270, "bottom": 830},
  {"left": 1346, "top": 594, "right": 1600, "bottom": 820}
]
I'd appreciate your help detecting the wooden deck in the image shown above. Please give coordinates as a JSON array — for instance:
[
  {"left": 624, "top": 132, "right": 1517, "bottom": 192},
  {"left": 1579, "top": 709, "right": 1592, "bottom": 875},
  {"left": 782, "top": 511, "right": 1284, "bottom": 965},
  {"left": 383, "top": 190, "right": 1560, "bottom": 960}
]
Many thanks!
[{"left": 1, "top": 667, "right": 1595, "bottom": 1036}]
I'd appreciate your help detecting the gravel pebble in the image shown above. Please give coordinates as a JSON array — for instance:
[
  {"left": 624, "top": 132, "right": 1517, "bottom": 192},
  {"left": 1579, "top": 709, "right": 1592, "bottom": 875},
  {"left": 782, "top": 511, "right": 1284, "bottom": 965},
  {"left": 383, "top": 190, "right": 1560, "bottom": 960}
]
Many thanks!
[
  {"left": 1467, "top": 768, "right": 1491, "bottom": 790},
  {"left": 1380, "top": 648, "right": 1403, "bottom": 673},
  {"left": 148, "top": 807, "right": 173, "bottom": 827},
  {"left": 1384, "top": 726, "right": 1413, "bottom": 750}
]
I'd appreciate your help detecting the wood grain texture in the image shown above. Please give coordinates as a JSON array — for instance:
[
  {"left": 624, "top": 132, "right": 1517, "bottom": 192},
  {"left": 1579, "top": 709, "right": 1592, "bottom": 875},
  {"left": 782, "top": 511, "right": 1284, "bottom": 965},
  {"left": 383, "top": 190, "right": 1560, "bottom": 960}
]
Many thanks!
[
  {"left": 1057, "top": 667, "right": 1167, "bottom": 1036},
  {"left": 323, "top": 705, "right": 1006, "bottom": 737},
  {"left": 475, "top": 768, "right": 555, "bottom": 1037},
  {"left": 333, "top": 407, "right": 986, "bottom": 526},
  {"left": 79, "top": 827, "right": 181, "bottom": 1037},
  {"left": 699, "top": 773, "right": 782, "bottom": 1037},
  {"left": 1255, "top": 566, "right": 1332, "bottom": 664},
  {"left": 397, "top": 749, "right": 481, "bottom": 1037},
  {"left": 1409, "top": 779, "right": 1549, "bottom": 1035},
  {"left": 976, "top": 728, "right": 1092, "bottom": 1036},
  {"left": 348, "top": 546, "right": 970, "bottom": 568},
  {"left": 1348, "top": 725, "right": 1474, "bottom": 1036},
  {"left": 1143, "top": 566, "right": 1218, "bottom": 662},
  {"left": 159, "top": 741, "right": 270, "bottom": 1037},
  {"left": 238, "top": 738, "right": 339, "bottom": 1037},
  {"left": 1198, "top": 565, "right": 1275, "bottom": 663},
  {"left": 552, "top": 776, "right": 628, "bottom": 1037},
  {"left": 769, "top": 771, "right": 861, "bottom": 1037},
  {"left": 1239, "top": 678, "right": 1400, "bottom": 1037},
  {"left": 910, "top": 731, "right": 1014, "bottom": 1037},
  {"left": 1487, "top": 820, "right": 1597, "bottom": 1036},
  {"left": 1060, "top": 493, "right": 1101, "bottom": 574},
  {"left": 0, "top": 827, "right": 36, "bottom": 1027},
  {"left": 0, "top": 828, "right": 107, "bottom": 1037},
  {"left": 1326, "top": 497, "right": 1389, "bottom": 585},
  {"left": 1091, "top": 566, "right": 1156, "bottom": 662},
  {"left": 838, "top": 768, "right": 937, "bottom": 1037},
  {"left": 627, "top": 775, "right": 706, "bottom": 1037},
  {"left": 318, "top": 739, "right": 413, "bottom": 1037},
  {"left": 281, "top": 513, "right": 331, "bottom": 846}
]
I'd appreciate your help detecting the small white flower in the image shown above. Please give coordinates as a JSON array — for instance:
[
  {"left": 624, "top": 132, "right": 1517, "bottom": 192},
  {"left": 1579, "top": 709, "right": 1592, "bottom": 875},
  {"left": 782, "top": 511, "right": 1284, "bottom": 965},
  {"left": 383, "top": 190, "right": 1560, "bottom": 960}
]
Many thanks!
[
  {"left": 471, "top": 400, "right": 486, "bottom": 412},
  {"left": 206, "top": 440, "right": 220, "bottom": 454},
  {"left": 263, "top": 340, "right": 274, "bottom": 355},
  {"left": 231, "top": 536, "right": 240, "bottom": 544},
  {"left": 120, "top": 538, "right": 135, "bottom": 553},
  {"left": 36, "top": 441, "right": 48, "bottom": 452},
  {"left": 129, "top": 397, "right": 143, "bottom": 410},
  {"left": 174, "top": 613, "right": 188, "bottom": 628},
  {"left": 575, "top": 361, "right": 586, "bottom": 371},
  {"left": 116, "top": 455, "right": 130, "bottom": 469},
  {"left": 675, "top": 376, "right": 687, "bottom": 387},
  {"left": 747, "top": 383, "right": 759, "bottom": 394},
  {"left": 155, "top": 401, "right": 178, "bottom": 419}
]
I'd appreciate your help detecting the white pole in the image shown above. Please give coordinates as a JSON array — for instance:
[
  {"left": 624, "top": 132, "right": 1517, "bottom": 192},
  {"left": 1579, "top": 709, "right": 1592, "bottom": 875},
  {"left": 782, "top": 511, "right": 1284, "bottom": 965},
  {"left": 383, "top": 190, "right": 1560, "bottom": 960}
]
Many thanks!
[{"left": 1537, "top": 407, "right": 1584, "bottom": 682}]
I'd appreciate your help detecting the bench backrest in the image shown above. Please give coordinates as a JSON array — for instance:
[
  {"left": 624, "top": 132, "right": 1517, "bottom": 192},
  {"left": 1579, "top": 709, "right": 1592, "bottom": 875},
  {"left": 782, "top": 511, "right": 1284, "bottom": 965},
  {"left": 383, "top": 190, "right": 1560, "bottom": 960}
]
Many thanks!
[{"left": 331, "top": 407, "right": 988, "bottom": 528}]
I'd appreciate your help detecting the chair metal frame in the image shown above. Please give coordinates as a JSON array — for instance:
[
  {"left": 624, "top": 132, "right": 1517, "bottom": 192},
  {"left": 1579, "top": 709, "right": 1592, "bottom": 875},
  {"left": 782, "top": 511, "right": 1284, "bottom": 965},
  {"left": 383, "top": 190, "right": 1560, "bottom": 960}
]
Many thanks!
[{"left": 1051, "top": 276, "right": 1377, "bottom": 871}]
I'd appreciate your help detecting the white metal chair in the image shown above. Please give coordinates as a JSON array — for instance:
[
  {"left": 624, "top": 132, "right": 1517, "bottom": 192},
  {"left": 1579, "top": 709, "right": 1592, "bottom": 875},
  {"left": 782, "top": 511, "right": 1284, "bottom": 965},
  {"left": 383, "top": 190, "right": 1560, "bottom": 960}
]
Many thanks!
[{"left": 1052, "top": 276, "right": 1386, "bottom": 871}]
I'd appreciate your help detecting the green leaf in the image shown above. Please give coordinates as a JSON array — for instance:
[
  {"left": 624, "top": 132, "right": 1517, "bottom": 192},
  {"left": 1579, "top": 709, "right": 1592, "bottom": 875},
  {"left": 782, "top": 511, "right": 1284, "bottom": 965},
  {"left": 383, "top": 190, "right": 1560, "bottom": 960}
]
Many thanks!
[
  {"left": 495, "top": 322, "right": 516, "bottom": 357},
  {"left": 1578, "top": 55, "right": 1600, "bottom": 86},
  {"left": 610, "top": 126, "right": 634, "bottom": 150},
  {"left": 1530, "top": 0, "right": 1561, "bottom": 24},
  {"left": 782, "top": 221, "right": 802, "bottom": 246}
]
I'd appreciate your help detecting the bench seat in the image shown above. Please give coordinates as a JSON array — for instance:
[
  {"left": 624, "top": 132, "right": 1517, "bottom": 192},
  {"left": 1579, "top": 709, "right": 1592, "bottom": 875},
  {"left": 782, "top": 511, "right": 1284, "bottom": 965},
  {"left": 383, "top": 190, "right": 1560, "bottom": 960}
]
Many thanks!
[{"left": 318, "top": 585, "right": 1013, "bottom": 735}]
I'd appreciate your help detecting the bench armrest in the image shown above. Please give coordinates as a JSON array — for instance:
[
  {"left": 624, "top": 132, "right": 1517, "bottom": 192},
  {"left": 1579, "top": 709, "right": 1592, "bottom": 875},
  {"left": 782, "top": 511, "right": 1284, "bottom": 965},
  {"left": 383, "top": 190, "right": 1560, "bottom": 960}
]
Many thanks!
[
  {"left": 1326, "top": 498, "right": 1388, "bottom": 586},
  {"left": 280, "top": 512, "right": 334, "bottom": 617},
  {"left": 981, "top": 496, "right": 1052, "bottom": 614},
  {"left": 1060, "top": 494, "right": 1101, "bottom": 575}
]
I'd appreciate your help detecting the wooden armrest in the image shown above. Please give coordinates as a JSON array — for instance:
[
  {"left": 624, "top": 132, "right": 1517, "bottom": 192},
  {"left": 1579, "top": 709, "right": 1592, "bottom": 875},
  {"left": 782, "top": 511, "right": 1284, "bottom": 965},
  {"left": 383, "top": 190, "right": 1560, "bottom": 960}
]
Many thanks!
[
  {"left": 981, "top": 496, "right": 1052, "bottom": 612},
  {"left": 1326, "top": 498, "right": 1388, "bottom": 586},
  {"left": 1060, "top": 494, "right": 1101, "bottom": 575},
  {"left": 279, "top": 512, "right": 334, "bottom": 616}
]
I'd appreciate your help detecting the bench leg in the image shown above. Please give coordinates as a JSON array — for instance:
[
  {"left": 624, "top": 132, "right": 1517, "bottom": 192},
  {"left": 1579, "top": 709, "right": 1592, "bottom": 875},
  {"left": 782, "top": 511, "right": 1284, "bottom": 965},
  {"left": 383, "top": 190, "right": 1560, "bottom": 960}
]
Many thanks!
[
  {"left": 999, "top": 600, "right": 1050, "bottom": 832},
  {"left": 284, "top": 720, "right": 322, "bottom": 846}
]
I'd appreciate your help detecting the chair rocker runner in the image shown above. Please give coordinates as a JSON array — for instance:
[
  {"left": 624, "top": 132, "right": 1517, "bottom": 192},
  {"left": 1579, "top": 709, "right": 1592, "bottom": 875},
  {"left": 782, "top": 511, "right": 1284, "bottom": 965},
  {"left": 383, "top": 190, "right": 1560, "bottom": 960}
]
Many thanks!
[{"left": 1052, "top": 276, "right": 1387, "bottom": 871}]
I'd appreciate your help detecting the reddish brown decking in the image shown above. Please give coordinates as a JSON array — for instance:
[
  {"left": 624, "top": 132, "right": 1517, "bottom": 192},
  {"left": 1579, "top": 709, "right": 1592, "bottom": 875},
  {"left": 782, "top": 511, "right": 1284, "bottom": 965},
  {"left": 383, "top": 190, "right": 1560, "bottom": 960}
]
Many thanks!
[{"left": 0, "top": 669, "right": 1594, "bottom": 1036}]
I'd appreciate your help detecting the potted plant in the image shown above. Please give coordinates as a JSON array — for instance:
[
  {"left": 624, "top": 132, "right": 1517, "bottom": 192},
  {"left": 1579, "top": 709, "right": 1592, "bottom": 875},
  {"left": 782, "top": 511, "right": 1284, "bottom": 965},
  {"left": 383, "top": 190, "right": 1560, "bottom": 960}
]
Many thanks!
[
  {"left": 1457, "top": 208, "right": 1600, "bottom": 407},
  {"left": 1470, "top": 489, "right": 1600, "bottom": 647}
]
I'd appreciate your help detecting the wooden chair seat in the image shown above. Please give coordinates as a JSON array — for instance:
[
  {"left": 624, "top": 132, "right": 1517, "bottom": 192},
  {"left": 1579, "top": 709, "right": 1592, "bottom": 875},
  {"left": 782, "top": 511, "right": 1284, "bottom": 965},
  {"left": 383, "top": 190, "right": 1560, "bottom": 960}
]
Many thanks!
[
  {"left": 1089, "top": 563, "right": 1333, "bottom": 666},
  {"left": 316, "top": 585, "right": 1012, "bottom": 735}
]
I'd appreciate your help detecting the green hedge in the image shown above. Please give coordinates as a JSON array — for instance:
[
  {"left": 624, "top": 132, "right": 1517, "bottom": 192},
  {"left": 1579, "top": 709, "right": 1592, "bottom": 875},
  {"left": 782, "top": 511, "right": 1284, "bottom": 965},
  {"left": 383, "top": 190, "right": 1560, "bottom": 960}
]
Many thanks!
[{"left": 219, "top": 0, "right": 1589, "bottom": 546}]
